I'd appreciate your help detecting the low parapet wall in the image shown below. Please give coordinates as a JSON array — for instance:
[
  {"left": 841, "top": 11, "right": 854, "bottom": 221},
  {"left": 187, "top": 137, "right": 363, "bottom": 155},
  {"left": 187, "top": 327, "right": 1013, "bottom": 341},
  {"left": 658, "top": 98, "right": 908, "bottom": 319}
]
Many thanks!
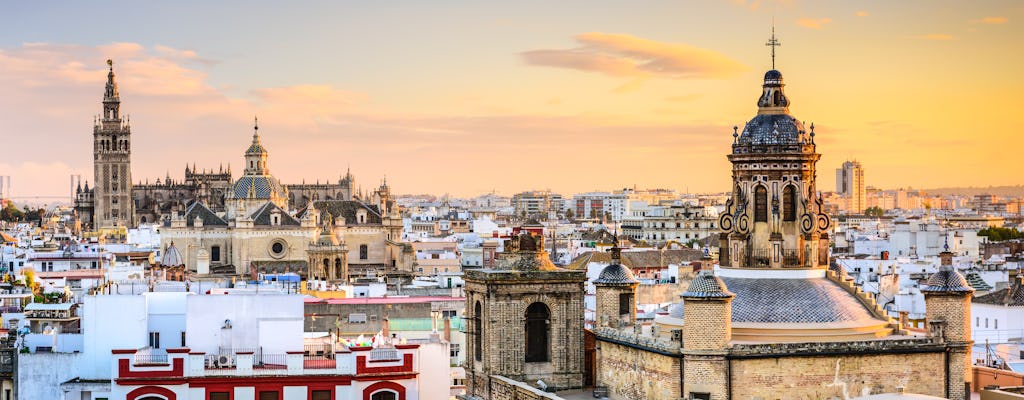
[{"left": 489, "top": 375, "right": 564, "bottom": 400}]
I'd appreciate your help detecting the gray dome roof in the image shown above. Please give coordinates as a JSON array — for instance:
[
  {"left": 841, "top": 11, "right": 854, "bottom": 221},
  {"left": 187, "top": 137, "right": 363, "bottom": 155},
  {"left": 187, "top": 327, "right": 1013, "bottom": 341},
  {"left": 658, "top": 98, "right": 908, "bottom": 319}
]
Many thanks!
[
  {"left": 722, "top": 277, "right": 880, "bottom": 324},
  {"left": 738, "top": 114, "right": 806, "bottom": 146},
  {"left": 764, "top": 69, "right": 783, "bottom": 80},
  {"left": 922, "top": 267, "right": 974, "bottom": 294},
  {"left": 682, "top": 270, "right": 734, "bottom": 298},
  {"left": 594, "top": 263, "right": 637, "bottom": 285},
  {"left": 163, "top": 243, "right": 183, "bottom": 266},
  {"left": 229, "top": 175, "right": 284, "bottom": 199}
]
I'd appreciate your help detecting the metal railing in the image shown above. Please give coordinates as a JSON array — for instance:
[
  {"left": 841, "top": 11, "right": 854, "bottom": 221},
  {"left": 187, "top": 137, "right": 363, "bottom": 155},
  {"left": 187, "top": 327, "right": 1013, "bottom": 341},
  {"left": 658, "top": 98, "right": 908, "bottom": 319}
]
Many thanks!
[
  {"left": 750, "top": 249, "right": 771, "bottom": 268},
  {"left": 133, "top": 354, "right": 169, "bottom": 365},
  {"left": 255, "top": 354, "right": 288, "bottom": 369},
  {"left": 782, "top": 249, "right": 800, "bottom": 266}
]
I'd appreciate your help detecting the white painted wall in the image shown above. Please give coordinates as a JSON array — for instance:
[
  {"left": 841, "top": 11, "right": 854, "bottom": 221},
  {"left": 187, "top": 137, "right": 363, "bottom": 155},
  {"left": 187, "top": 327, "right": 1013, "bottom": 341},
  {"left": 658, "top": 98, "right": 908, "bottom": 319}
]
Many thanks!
[
  {"left": 972, "top": 303, "right": 1024, "bottom": 344},
  {"left": 185, "top": 294, "right": 303, "bottom": 355},
  {"left": 82, "top": 295, "right": 148, "bottom": 379}
]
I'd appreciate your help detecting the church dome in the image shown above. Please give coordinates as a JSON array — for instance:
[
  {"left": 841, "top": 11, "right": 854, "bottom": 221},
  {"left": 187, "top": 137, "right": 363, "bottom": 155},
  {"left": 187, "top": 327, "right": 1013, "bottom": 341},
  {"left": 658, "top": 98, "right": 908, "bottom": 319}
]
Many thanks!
[
  {"left": 922, "top": 266, "right": 974, "bottom": 294},
  {"left": 229, "top": 175, "right": 284, "bottom": 200},
  {"left": 682, "top": 270, "right": 734, "bottom": 298},
  {"left": 163, "top": 242, "right": 183, "bottom": 266},
  {"left": 764, "top": 69, "right": 783, "bottom": 81},
  {"left": 594, "top": 263, "right": 637, "bottom": 285},
  {"left": 738, "top": 114, "right": 806, "bottom": 146}
]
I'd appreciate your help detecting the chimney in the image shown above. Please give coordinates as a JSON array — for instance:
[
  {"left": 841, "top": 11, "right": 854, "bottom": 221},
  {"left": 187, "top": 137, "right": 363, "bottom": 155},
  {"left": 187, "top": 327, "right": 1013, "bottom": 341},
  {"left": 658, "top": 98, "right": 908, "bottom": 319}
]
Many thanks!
[
  {"left": 382, "top": 317, "right": 390, "bottom": 342},
  {"left": 443, "top": 317, "right": 451, "bottom": 342}
]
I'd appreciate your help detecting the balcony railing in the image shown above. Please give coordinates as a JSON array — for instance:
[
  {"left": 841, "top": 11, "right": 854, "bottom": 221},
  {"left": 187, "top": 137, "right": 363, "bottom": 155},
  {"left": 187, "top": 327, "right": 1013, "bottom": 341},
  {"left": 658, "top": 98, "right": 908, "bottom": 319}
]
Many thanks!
[
  {"left": 133, "top": 354, "right": 169, "bottom": 365},
  {"left": 255, "top": 354, "right": 288, "bottom": 369},
  {"left": 750, "top": 249, "right": 771, "bottom": 268}
]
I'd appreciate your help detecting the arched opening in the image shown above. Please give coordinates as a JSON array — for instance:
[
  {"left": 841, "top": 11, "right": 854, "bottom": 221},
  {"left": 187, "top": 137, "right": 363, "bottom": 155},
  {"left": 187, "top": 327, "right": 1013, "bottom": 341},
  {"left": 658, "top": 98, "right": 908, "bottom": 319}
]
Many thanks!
[
  {"left": 754, "top": 185, "right": 768, "bottom": 222},
  {"left": 783, "top": 185, "right": 797, "bottom": 222},
  {"left": 359, "top": 245, "right": 368, "bottom": 260},
  {"left": 335, "top": 258, "right": 342, "bottom": 279},
  {"left": 524, "top": 302, "right": 550, "bottom": 363},
  {"left": 370, "top": 391, "right": 397, "bottom": 400},
  {"left": 474, "top": 301, "right": 482, "bottom": 361}
]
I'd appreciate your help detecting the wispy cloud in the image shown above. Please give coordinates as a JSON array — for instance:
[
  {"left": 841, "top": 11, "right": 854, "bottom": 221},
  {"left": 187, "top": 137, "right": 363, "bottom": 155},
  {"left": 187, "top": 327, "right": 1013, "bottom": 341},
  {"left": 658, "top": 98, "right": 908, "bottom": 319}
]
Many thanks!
[
  {"left": 971, "top": 16, "right": 1008, "bottom": 25},
  {"left": 796, "top": 17, "right": 832, "bottom": 30},
  {"left": 914, "top": 34, "right": 955, "bottom": 41},
  {"left": 521, "top": 32, "right": 747, "bottom": 80},
  {"left": 855, "top": 11, "right": 869, "bottom": 17}
]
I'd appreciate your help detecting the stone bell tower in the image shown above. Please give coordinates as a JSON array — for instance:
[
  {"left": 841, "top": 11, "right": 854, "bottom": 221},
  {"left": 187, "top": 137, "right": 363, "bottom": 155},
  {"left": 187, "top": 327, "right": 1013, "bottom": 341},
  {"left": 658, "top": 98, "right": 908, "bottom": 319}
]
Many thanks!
[
  {"left": 717, "top": 66, "right": 831, "bottom": 270},
  {"left": 464, "top": 231, "right": 586, "bottom": 398},
  {"left": 922, "top": 243, "right": 974, "bottom": 399},
  {"left": 92, "top": 59, "right": 134, "bottom": 229}
]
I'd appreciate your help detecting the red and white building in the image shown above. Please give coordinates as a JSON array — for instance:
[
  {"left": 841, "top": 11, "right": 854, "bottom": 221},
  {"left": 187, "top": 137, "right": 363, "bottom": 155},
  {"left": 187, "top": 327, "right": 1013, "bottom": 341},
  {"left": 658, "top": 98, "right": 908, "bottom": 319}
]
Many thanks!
[{"left": 111, "top": 341, "right": 441, "bottom": 400}]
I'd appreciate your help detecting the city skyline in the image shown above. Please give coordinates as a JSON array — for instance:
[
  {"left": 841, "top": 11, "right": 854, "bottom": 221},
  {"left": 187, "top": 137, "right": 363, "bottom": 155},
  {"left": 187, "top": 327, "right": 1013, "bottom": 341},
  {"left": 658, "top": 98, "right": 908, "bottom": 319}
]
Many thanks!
[{"left": 1, "top": 1, "right": 1022, "bottom": 198}]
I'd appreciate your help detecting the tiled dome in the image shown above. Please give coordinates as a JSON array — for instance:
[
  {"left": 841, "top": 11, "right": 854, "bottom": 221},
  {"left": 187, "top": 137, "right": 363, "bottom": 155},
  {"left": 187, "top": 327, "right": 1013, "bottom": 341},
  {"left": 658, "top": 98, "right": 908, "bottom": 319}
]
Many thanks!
[
  {"left": 594, "top": 263, "right": 637, "bottom": 285},
  {"left": 681, "top": 270, "right": 734, "bottom": 299},
  {"left": 921, "top": 266, "right": 974, "bottom": 294}
]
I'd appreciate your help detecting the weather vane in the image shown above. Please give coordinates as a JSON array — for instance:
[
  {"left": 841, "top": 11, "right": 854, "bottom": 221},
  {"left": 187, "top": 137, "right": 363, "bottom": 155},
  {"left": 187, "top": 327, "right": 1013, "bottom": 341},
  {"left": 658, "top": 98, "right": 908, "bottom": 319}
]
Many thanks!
[{"left": 765, "top": 21, "right": 781, "bottom": 70}]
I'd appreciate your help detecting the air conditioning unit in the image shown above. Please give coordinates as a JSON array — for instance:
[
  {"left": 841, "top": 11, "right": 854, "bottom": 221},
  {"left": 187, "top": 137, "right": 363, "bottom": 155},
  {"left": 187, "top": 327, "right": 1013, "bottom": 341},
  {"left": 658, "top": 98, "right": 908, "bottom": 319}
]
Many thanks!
[{"left": 216, "top": 354, "right": 235, "bottom": 368}]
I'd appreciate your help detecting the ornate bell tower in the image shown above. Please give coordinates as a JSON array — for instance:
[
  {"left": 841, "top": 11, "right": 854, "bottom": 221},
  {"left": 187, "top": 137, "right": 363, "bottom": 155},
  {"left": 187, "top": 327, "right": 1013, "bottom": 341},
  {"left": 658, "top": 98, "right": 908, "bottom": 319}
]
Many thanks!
[
  {"left": 717, "top": 31, "right": 831, "bottom": 270},
  {"left": 92, "top": 59, "right": 134, "bottom": 229}
]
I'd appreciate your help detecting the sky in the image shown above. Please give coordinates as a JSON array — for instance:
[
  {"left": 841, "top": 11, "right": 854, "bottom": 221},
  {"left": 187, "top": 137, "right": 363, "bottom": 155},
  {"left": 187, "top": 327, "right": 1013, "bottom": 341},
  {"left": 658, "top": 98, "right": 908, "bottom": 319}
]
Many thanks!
[{"left": 1, "top": 0, "right": 1022, "bottom": 200}]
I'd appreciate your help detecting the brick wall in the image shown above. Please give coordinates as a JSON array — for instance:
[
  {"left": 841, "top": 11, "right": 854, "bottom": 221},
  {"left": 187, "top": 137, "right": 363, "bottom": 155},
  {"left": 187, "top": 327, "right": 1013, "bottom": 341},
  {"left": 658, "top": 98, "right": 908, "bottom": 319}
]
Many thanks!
[
  {"left": 597, "top": 340, "right": 680, "bottom": 400},
  {"left": 730, "top": 352, "right": 947, "bottom": 398},
  {"left": 683, "top": 300, "right": 731, "bottom": 350}
]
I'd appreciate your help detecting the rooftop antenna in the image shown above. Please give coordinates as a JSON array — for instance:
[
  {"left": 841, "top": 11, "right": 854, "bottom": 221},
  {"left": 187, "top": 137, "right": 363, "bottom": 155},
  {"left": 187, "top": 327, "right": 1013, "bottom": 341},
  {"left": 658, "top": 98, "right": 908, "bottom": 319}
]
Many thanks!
[{"left": 766, "top": 19, "right": 782, "bottom": 70}]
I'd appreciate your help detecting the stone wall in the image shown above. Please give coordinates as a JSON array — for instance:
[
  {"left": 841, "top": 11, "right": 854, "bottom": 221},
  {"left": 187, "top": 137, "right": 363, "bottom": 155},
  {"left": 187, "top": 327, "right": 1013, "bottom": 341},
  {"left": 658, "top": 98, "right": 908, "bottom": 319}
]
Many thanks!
[
  {"left": 730, "top": 351, "right": 947, "bottom": 399},
  {"left": 683, "top": 300, "right": 730, "bottom": 350},
  {"left": 488, "top": 375, "right": 565, "bottom": 400},
  {"left": 595, "top": 329, "right": 680, "bottom": 400}
]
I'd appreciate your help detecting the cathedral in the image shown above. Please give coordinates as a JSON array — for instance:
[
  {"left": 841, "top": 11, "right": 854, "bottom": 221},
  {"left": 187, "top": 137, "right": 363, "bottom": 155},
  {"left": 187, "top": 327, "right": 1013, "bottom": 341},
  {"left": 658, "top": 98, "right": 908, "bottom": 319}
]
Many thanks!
[
  {"left": 74, "top": 61, "right": 363, "bottom": 229},
  {"left": 75, "top": 61, "right": 413, "bottom": 280},
  {"left": 470, "top": 37, "right": 975, "bottom": 400}
]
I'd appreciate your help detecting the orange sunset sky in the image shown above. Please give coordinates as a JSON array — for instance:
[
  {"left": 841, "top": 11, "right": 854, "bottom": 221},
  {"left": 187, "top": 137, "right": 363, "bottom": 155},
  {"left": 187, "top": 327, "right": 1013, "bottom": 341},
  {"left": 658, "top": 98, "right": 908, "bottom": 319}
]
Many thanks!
[{"left": 0, "top": 1, "right": 1021, "bottom": 199}]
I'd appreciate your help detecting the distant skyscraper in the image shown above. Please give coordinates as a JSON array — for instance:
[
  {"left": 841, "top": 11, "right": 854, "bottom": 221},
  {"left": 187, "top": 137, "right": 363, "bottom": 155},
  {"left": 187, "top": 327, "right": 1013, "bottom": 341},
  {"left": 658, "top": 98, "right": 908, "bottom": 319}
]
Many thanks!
[{"left": 836, "top": 160, "right": 865, "bottom": 213}]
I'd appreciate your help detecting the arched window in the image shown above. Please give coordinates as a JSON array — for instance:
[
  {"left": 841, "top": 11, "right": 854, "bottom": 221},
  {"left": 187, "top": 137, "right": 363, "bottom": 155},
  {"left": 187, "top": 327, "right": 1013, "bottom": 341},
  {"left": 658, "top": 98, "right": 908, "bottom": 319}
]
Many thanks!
[
  {"left": 335, "top": 258, "right": 342, "bottom": 279},
  {"left": 359, "top": 245, "right": 368, "bottom": 260},
  {"left": 369, "top": 391, "right": 397, "bottom": 400},
  {"left": 754, "top": 186, "right": 768, "bottom": 222},
  {"left": 783, "top": 185, "right": 797, "bottom": 222},
  {"left": 525, "top": 302, "right": 550, "bottom": 363},
  {"left": 474, "top": 301, "right": 482, "bottom": 361}
]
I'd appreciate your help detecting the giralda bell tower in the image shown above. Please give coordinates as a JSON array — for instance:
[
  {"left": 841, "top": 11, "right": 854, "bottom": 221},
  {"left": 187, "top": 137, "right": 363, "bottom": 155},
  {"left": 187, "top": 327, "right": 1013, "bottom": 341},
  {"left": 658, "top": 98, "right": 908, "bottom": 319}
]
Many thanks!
[{"left": 92, "top": 59, "right": 134, "bottom": 228}]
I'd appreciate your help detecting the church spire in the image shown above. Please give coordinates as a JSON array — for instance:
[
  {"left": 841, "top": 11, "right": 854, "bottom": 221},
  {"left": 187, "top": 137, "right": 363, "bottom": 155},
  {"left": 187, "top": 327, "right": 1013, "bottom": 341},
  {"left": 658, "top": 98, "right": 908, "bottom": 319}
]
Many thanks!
[{"left": 102, "top": 59, "right": 121, "bottom": 121}]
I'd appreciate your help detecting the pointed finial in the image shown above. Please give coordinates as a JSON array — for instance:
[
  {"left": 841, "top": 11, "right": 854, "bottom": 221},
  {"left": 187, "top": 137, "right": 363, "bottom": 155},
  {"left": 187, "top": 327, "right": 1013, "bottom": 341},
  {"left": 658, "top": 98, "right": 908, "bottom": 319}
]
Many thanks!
[
  {"left": 107, "top": 59, "right": 113, "bottom": 71},
  {"left": 766, "top": 20, "right": 782, "bottom": 70},
  {"left": 943, "top": 235, "right": 949, "bottom": 252},
  {"left": 254, "top": 115, "right": 259, "bottom": 132}
]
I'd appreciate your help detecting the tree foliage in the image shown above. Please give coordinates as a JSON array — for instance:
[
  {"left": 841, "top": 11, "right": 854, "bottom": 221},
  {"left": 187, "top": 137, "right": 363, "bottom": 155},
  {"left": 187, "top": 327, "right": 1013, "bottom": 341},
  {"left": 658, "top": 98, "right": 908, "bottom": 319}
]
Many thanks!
[
  {"left": 863, "top": 206, "right": 885, "bottom": 217},
  {"left": 978, "top": 226, "right": 1024, "bottom": 242}
]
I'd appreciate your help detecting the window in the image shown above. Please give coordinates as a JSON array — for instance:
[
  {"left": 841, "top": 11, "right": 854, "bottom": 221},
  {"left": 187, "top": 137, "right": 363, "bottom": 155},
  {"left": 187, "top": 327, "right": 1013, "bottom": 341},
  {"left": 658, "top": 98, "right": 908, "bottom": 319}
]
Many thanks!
[
  {"left": 783, "top": 185, "right": 797, "bottom": 222},
  {"left": 359, "top": 245, "right": 368, "bottom": 260},
  {"left": 450, "top": 343, "right": 461, "bottom": 358},
  {"left": 369, "top": 391, "right": 397, "bottom": 400},
  {"left": 619, "top": 293, "right": 633, "bottom": 316},
  {"left": 985, "top": 318, "right": 989, "bottom": 328},
  {"left": 148, "top": 332, "right": 160, "bottom": 349},
  {"left": 691, "top": 393, "right": 711, "bottom": 400},
  {"left": 311, "top": 391, "right": 332, "bottom": 400},
  {"left": 995, "top": 319, "right": 998, "bottom": 329},
  {"left": 259, "top": 391, "right": 280, "bottom": 400},
  {"left": 474, "top": 301, "right": 483, "bottom": 361},
  {"left": 180, "top": 331, "right": 186, "bottom": 347},
  {"left": 442, "top": 310, "right": 457, "bottom": 319},
  {"left": 525, "top": 302, "right": 550, "bottom": 363},
  {"left": 754, "top": 186, "right": 768, "bottom": 222},
  {"left": 211, "top": 246, "right": 221, "bottom": 262}
]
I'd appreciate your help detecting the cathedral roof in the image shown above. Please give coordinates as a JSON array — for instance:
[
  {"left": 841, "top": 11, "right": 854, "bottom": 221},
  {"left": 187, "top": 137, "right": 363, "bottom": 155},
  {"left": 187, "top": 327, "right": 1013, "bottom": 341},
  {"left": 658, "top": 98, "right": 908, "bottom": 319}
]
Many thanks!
[
  {"left": 299, "top": 200, "right": 383, "bottom": 225},
  {"left": 183, "top": 202, "right": 228, "bottom": 227},
  {"left": 566, "top": 248, "right": 703, "bottom": 271},
  {"left": 250, "top": 202, "right": 300, "bottom": 226},
  {"left": 229, "top": 175, "right": 284, "bottom": 200},
  {"left": 721, "top": 276, "right": 880, "bottom": 324}
]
